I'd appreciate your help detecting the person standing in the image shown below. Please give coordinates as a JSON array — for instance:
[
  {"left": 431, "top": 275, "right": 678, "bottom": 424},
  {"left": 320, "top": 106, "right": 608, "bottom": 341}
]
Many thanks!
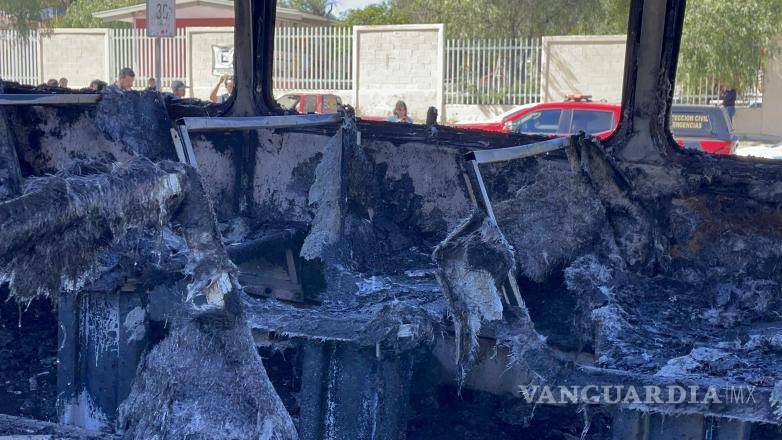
[
  {"left": 210, "top": 74, "right": 235, "bottom": 104},
  {"left": 58, "top": 78, "right": 68, "bottom": 88},
  {"left": 89, "top": 80, "right": 107, "bottom": 92},
  {"left": 171, "top": 80, "right": 189, "bottom": 98},
  {"left": 146, "top": 77, "right": 157, "bottom": 91},
  {"left": 721, "top": 86, "right": 737, "bottom": 123},
  {"left": 107, "top": 68, "right": 136, "bottom": 92}
]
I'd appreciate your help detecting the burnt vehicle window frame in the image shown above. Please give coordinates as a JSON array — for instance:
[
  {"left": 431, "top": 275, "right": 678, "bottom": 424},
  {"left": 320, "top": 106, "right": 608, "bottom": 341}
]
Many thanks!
[{"left": 197, "top": 0, "right": 703, "bottom": 152}]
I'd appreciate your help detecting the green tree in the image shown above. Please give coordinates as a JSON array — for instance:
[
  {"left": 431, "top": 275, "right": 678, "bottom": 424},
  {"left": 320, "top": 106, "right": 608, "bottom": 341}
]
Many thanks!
[
  {"left": 677, "top": 0, "right": 782, "bottom": 93},
  {"left": 0, "top": 0, "right": 135, "bottom": 35},
  {"left": 279, "top": 0, "right": 337, "bottom": 18},
  {"left": 55, "top": 0, "right": 138, "bottom": 28},
  {"left": 339, "top": 2, "right": 408, "bottom": 27},
  {"left": 0, "top": 0, "right": 70, "bottom": 35},
  {"left": 341, "top": 0, "right": 611, "bottom": 39}
]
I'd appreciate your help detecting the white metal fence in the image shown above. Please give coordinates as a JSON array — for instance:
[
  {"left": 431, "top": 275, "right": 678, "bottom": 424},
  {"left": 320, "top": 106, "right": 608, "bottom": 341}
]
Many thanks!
[
  {"left": 274, "top": 26, "right": 352, "bottom": 90},
  {"left": 0, "top": 30, "right": 38, "bottom": 85},
  {"left": 110, "top": 28, "right": 188, "bottom": 90},
  {"left": 0, "top": 27, "right": 766, "bottom": 107},
  {"left": 445, "top": 38, "right": 543, "bottom": 105},
  {"left": 673, "top": 74, "right": 763, "bottom": 107}
]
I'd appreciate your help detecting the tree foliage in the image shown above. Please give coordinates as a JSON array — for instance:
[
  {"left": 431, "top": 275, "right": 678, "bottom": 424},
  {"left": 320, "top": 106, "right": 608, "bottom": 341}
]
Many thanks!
[
  {"left": 678, "top": 0, "right": 782, "bottom": 92},
  {"left": 0, "top": 0, "right": 69, "bottom": 35},
  {"left": 342, "top": 0, "right": 782, "bottom": 94},
  {"left": 278, "top": 0, "right": 337, "bottom": 18},
  {"left": 55, "top": 0, "right": 138, "bottom": 28},
  {"left": 0, "top": 0, "right": 135, "bottom": 35},
  {"left": 342, "top": 0, "right": 613, "bottom": 39},
  {"left": 339, "top": 2, "right": 408, "bottom": 27}
]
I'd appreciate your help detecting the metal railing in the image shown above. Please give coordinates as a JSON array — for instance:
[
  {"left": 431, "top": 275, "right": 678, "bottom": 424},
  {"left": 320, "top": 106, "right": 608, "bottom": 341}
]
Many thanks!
[
  {"left": 673, "top": 73, "right": 763, "bottom": 107},
  {"left": 0, "top": 27, "right": 765, "bottom": 108},
  {"left": 110, "top": 28, "right": 188, "bottom": 90},
  {"left": 274, "top": 26, "right": 353, "bottom": 91},
  {"left": 0, "top": 26, "right": 352, "bottom": 92},
  {"left": 0, "top": 30, "right": 38, "bottom": 85},
  {"left": 445, "top": 38, "right": 543, "bottom": 106}
]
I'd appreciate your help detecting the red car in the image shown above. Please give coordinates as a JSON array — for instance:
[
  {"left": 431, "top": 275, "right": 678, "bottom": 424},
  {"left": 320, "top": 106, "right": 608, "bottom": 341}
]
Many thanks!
[
  {"left": 455, "top": 98, "right": 737, "bottom": 155},
  {"left": 277, "top": 93, "right": 343, "bottom": 114},
  {"left": 455, "top": 99, "right": 621, "bottom": 140}
]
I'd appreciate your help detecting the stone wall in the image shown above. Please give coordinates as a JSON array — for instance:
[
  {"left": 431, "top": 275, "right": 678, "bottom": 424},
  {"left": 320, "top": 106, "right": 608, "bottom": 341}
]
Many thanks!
[
  {"left": 758, "top": 38, "right": 782, "bottom": 138},
  {"left": 38, "top": 29, "right": 109, "bottom": 88},
  {"left": 352, "top": 25, "right": 445, "bottom": 123},
  {"left": 186, "top": 27, "right": 235, "bottom": 100},
  {"left": 540, "top": 35, "right": 627, "bottom": 104}
]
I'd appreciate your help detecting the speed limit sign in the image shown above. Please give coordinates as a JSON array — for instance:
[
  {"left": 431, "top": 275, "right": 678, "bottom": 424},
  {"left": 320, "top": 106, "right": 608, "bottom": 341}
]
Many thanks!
[{"left": 147, "top": 0, "right": 175, "bottom": 37}]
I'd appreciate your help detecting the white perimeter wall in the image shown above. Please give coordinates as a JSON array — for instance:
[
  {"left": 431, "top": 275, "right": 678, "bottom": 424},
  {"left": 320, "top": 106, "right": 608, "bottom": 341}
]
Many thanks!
[
  {"left": 38, "top": 29, "right": 110, "bottom": 89},
  {"left": 352, "top": 24, "right": 445, "bottom": 122}
]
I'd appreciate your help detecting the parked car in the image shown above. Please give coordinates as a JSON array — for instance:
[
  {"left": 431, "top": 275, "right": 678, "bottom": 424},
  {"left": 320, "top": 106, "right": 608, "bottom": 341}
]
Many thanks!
[
  {"left": 454, "top": 97, "right": 620, "bottom": 140},
  {"left": 454, "top": 98, "right": 738, "bottom": 155},
  {"left": 277, "top": 93, "right": 342, "bottom": 114},
  {"left": 670, "top": 105, "right": 738, "bottom": 155}
]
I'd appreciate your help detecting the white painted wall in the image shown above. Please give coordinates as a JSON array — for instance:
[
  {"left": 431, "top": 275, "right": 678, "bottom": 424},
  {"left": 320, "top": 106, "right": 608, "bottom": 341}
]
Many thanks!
[
  {"left": 38, "top": 29, "right": 109, "bottom": 88},
  {"left": 352, "top": 24, "right": 444, "bottom": 123},
  {"left": 444, "top": 104, "right": 517, "bottom": 124},
  {"left": 540, "top": 35, "right": 626, "bottom": 104},
  {"left": 186, "top": 27, "right": 234, "bottom": 100}
]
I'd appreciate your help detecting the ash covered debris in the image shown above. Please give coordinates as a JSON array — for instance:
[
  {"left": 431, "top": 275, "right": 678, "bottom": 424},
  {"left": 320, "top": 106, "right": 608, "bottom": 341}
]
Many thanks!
[
  {"left": 432, "top": 210, "right": 514, "bottom": 382},
  {"left": 0, "top": 414, "right": 120, "bottom": 439},
  {"left": 0, "top": 86, "right": 297, "bottom": 438},
  {"left": 4, "top": 0, "right": 782, "bottom": 437},
  {"left": 450, "top": 132, "right": 782, "bottom": 425},
  {"left": 0, "top": 159, "right": 185, "bottom": 302}
]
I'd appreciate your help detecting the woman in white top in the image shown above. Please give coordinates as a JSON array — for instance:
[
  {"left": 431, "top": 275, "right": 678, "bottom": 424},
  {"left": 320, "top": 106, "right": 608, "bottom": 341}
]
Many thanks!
[{"left": 387, "top": 100, "right": 413, "bottom": 123}]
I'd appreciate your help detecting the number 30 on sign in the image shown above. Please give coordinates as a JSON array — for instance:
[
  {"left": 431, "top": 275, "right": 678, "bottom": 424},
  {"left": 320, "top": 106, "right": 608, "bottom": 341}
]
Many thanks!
[{"left": 147, "top": 0, "right": 176, "bottom": 37}]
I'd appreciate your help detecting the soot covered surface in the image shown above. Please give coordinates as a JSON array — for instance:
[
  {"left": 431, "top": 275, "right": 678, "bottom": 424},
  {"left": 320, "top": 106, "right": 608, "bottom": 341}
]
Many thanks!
[{"left": 0, "top": 285, "right": 58, "bottom": 421}]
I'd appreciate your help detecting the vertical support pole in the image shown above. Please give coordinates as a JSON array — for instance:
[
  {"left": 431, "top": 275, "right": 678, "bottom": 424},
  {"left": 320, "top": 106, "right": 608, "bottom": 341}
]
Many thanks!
[
  {"left": 155, "top": 37, "right": 162, "bottom": 91},
  {"left": 0, "top": 101, "right": 23, "bottom": 201}
]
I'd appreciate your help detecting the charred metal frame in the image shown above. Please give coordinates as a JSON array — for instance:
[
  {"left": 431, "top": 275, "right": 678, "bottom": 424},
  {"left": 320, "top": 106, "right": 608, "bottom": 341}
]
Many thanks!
[
  {"left": 0, "top": 94, "right": 101, "bottom": 105},
  {"left": 462, "top": 137, "right": 573, "bottom": 306},
  {"left": 170, "top": 113, "right": 343, "bottom": 168},
  {"left": 225, "top": 0, "right": 688, "bottom": 157}
]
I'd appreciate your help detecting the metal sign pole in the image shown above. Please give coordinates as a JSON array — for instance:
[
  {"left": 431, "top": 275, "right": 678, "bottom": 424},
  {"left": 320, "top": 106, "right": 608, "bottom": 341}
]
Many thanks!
[
  {"left": 148, "top": 0, "right": 174, "bottom": 91},
  {"left": 155, "top": 37, "right": 162, "bottom": 91}
]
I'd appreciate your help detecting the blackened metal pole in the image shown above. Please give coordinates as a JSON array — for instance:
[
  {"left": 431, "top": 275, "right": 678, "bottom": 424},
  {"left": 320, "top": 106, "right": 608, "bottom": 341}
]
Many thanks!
[{"left": 155, "top": 37, "right": 162, "bottom": 91}]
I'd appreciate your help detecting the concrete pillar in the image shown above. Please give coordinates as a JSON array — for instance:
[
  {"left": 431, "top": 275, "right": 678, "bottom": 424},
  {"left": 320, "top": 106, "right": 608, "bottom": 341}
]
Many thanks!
[{"left": 299, "top": 341, "right": 414, "bottom": 440}]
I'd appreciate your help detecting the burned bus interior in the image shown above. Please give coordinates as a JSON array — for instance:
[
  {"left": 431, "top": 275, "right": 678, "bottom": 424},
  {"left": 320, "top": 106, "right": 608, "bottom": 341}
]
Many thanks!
[{"left": 1, "top": 0, "right": 782, "bottom": 439}]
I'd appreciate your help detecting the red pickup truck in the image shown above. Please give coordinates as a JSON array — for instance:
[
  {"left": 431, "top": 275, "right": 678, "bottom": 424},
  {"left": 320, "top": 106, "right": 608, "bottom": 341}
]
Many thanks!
[
  {"left": 277, "top": 93, "right": 342, "bottom": 114},
  {"left": 454, "top": 99, "right": 738, "bottom": 155}
]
